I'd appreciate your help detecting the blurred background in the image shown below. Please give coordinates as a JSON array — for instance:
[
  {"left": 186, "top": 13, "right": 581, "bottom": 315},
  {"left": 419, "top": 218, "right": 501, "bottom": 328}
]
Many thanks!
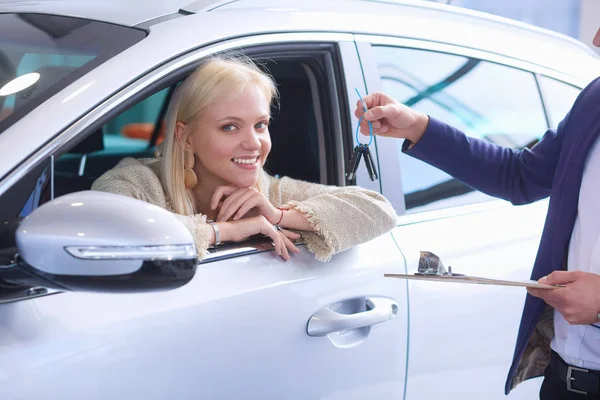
[{"left": 426, "top": 0, "right": 600, "bottom": 54}]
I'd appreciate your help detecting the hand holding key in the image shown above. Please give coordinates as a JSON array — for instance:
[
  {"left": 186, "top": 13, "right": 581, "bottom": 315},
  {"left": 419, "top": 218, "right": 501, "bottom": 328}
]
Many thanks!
[{"left": 353, "top": 91, "right": 430, "bottom": 145}]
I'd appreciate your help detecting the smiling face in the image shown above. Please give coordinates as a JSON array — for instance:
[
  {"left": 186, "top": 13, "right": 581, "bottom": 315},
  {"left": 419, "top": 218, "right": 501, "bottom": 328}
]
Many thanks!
[{"left": 183, "top": 83, "right": 272, "bottom": 189}]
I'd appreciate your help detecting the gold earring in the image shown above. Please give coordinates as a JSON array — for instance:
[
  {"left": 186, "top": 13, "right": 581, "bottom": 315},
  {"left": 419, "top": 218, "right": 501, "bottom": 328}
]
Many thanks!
[{"left": 183, "top": 149, "right": 197, "bottom": 189}]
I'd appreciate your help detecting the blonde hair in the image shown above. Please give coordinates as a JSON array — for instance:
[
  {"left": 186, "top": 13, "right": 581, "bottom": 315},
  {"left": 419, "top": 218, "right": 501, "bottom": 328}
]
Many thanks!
[{"left": 159, "top": 55, "right": 278, "bottom": 216}]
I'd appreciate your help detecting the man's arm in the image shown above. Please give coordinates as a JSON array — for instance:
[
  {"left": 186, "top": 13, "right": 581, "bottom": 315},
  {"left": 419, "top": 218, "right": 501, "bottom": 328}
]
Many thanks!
[{"left": 404, "top": 116, "right": 567, "bottom": 205}]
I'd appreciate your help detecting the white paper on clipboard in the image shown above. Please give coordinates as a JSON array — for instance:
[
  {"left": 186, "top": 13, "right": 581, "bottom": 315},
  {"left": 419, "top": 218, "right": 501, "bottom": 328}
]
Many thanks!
[{"left": 384, "top": 274, "right": 564, "bottom": 289}]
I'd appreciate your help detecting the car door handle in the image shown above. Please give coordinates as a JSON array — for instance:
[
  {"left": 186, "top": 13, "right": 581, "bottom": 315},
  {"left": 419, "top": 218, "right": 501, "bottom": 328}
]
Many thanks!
[{"left": 306, "top": 297, "right": 399, "bottom": 337}]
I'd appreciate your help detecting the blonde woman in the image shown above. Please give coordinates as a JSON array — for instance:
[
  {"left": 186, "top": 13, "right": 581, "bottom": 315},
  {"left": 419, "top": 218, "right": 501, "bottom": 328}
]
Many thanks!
[{"left": 92, "top": 56, "right": 397, "bottom": 261}]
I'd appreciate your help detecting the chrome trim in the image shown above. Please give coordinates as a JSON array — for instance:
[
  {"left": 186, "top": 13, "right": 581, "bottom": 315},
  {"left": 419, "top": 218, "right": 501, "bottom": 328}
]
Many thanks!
[
  {"left": 354, "top": 34, "right": 588, "bottom": 87},
  {"left": 0, "top": 32, "right": 354, "bottom": 198},
  {"left": 203, "top": 245, "right": 264, "bottom": 263},
  {"left": 202, "top": 239, "right": 307, "bottom": 263},
  {"left": 64, "top": 244, "right": 197, "bottom": 261}
]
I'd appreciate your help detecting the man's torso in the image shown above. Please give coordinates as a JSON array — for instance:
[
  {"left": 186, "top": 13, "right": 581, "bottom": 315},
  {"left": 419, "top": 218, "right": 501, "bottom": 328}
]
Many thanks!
[{"left": 552, "top": 135, "right": 600, "bottom": 369}]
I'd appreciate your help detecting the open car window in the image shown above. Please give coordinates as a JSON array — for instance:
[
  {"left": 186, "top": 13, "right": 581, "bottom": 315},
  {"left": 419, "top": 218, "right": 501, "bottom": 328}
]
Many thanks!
[{"left": 1, "top": 41, "right": 347, "bottom": 242}]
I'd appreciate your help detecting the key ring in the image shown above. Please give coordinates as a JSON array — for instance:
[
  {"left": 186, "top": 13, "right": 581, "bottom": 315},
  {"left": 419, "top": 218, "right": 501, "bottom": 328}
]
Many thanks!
[{"left": 355, "top": 88, "right": 373, "bottom": 146}]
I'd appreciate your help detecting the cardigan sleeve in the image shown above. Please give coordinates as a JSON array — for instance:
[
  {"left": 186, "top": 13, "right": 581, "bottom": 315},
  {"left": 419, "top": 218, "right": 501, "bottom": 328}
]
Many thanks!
[{"left": 267, "top": 175, "right": 397, "bottom": 261}]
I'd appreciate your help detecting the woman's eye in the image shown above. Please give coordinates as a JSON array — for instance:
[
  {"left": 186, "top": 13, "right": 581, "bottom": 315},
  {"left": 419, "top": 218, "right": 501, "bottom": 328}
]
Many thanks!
[
  {"left": 222, "top": 124, "right": 237, "bottom": 132},
  {"left": 255, "top": 121, "right": 269, "bottom": 129}
]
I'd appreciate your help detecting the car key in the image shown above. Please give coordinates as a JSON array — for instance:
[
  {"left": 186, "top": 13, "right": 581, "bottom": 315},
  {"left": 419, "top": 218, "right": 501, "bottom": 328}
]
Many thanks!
[
  {"left": 362, "top": 144, "right": 378, "bottom": 181},
  {"left": 346, "top": 145, "right": 364, "bottom": 180}
]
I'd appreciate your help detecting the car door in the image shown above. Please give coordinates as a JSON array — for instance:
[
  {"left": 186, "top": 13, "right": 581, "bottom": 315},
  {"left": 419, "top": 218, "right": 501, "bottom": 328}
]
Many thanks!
[
  {"left": 0, "top": 34, "right": 408, "bottom": 400},
  {"left": 354, "top": 36, "right": 584, "bottom": 398}
]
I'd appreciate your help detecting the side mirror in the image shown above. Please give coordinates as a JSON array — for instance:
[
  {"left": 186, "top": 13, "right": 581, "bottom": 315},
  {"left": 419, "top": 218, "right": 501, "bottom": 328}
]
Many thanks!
[{"left": 13, "top": 191, "right": 197, "bottom": 292}]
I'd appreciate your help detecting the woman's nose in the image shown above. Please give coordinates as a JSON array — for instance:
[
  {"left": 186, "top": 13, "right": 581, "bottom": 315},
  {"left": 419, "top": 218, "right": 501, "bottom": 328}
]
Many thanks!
[{"left": 241, "top": 128, "right": 261, "bottom": 149}]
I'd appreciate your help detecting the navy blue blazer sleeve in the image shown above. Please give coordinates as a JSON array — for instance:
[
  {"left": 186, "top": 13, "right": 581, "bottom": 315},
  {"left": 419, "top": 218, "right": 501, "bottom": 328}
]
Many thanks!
[{"left": 402, "top": 114, "right": 569, "bottom": 205}]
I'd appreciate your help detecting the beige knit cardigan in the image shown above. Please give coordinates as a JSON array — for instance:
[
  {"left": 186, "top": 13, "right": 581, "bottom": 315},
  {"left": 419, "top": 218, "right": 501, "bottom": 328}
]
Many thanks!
[{"left": 91, "top": 157, "right": 398, "bottom": 261}]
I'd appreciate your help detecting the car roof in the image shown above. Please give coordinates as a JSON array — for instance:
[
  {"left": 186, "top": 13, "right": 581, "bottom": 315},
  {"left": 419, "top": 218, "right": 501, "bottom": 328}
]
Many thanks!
[{"left": 1, "top": 0, "right": 596, "bottom": 62}]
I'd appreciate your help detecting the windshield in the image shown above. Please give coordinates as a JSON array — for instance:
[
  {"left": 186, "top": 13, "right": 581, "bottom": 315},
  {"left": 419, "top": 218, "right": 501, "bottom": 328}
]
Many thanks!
[{"left": 0, "top": 13, "right": 146, "bottom": 134}]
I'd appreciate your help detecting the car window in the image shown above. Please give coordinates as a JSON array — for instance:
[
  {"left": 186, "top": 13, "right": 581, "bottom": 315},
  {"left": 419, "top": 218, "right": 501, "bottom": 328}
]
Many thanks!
[
  {"left": 0, "top": 13, "right": 146, "bottom": 134},
  {"left": 51, "top": 87, "right": 173, "bottom": 199},
  {"left": 373, "top": 46, "right": 548, "bottom": 212},
  {"left": 537, "top": 76, "right": 581, "bottom": 129},
  {"left": 5, "top": 46, "right": 344, "bottom": 217}
]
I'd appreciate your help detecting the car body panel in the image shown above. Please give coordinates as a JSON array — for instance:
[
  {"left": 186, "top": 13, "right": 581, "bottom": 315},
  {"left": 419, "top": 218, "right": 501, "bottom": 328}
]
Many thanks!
[
  {"left": 0, "top": 240, "right": 407, "bottom": 399},
  {"left": 393, "top": 199, "right": 549, "bottom": 398}
]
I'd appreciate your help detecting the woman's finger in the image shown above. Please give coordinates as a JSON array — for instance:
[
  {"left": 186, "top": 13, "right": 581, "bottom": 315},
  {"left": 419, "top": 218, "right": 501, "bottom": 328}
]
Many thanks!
[
  {"left": 260, "top": 220, "right": 283, "bottom": 258},
  {"left": 280, "top": 231, "right": 300, "bottom": 254},
  {"left": 218, "top": 189, "right": 256, "bottom": 222},
  {"left": 279, "top": 234, "right": 290, "bottom": 260},
  {"left": 233, "top": 193, "right": 263, "bottom": 220},
  {"left": 256, "top": 218, "right": 293, "bottom": 261},
  {"left": 211, "top": 185, "right": 238, "bottom": 210},
  {"left": 272, "top": 229, "right": 289, "bottom": 260},
  {"left": 281, "top": 229, "right": 301, "bottom": 240}
]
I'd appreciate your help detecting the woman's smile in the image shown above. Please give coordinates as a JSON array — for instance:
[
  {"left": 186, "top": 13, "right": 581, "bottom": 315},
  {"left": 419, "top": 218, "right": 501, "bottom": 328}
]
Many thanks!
[{"left": 232, "top": 156, "right": 260, "bottom": 170}]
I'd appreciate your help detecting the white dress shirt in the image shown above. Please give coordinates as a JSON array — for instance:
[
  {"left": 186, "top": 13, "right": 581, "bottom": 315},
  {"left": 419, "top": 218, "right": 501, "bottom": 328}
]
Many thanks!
[{"left": 551, "top": 137, "right": 600, "bottom": 370}]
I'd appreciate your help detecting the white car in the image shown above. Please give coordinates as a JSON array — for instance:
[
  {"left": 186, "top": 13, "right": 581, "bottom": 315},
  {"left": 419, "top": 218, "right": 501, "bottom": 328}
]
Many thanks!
[{"left": 0, "top": 1, "right": 598, "bottom": 399}]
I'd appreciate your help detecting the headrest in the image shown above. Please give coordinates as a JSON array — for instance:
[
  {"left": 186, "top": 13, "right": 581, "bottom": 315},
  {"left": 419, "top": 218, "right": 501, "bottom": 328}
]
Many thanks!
[{"left": 69, "top": 127, "right": 104, "bottom": 154}]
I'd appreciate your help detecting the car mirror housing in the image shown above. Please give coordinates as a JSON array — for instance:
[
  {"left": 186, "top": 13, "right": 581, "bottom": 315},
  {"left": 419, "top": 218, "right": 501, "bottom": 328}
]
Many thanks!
[{"left": 13, "top": 191, "right": 197, "bottom": 293}]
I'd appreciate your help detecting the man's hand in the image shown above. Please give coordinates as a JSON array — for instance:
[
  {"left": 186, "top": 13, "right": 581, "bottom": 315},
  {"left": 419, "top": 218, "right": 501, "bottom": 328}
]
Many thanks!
[
  {"left": 353, "top": 92, "right": 429, "bottom": 144},
  {"left": 527, "top": 271, "right": 600, "bottom": 325}
]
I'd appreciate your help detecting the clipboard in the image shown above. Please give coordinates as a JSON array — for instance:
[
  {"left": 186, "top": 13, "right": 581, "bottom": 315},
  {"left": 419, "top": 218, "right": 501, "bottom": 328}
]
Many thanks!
[{"left": 384, "top": 273, "right": 564, "bottom": 289}]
